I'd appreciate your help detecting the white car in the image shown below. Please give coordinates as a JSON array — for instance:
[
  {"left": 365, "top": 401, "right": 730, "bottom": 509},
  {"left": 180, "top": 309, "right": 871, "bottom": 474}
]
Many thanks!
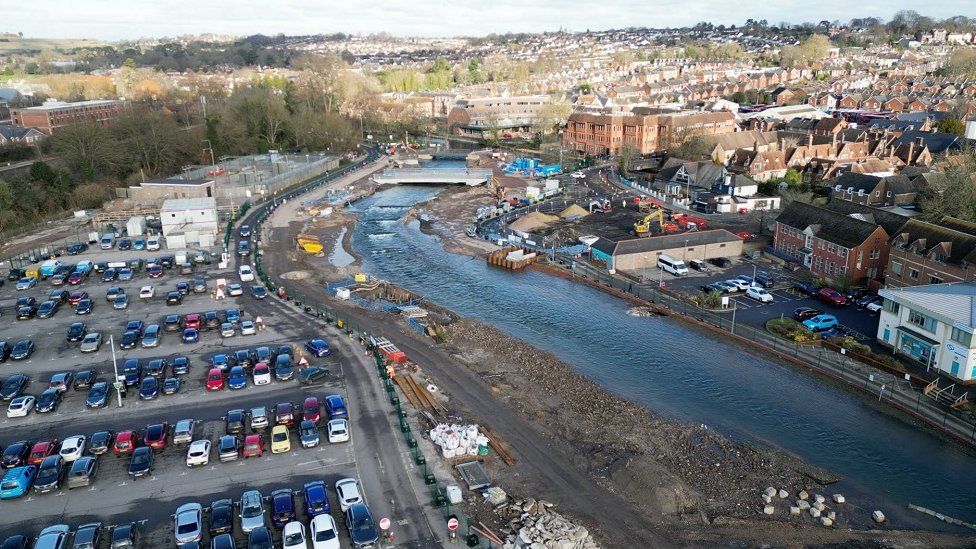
[
  {"left": 282, "top": 521, "right": 308, "bottom": 549},
  {"left": 220, "top": 323, "right": 236, "bottom": 338},
  {"left": 310, "top": 514, "right": 340, "bottom": 549},
  {"left": 227, "top": 283, "right": 244, "bottom": 297},
  {"left": 745, "top": 286, "right": 773, "bottom": 303},
  {"left": 724, "top": 279, "right": 750, "bottom": 292},
  {"left": 250, "top": 406, "right": 269, "bottom": 429},
  {"left": 335, "top": 478, "right": 363, "bottom": 512},
  {"left": 327, "top": 419, "right": 349, "bottom": 443},
  {"left": 570, "top": 171, "right": 586, "bottom": 179},
  {"left": 6, "top": 395, "right": 35, "bottom": 418},
  {"left": 240, "top": 320, "right": 256, "bottom": 336},
  {"left": 238, "top": 265, "right": 254, "bottom": 282},
  {"left": 186, "top": 440, "right": 211, "bottom": 467},
  {"left": 59, "top": 435, "right": 87, "bottom": 462},
  {"left": 865, "top": 297, "right": 884, "bottom": 313},
  {"left": 139, "top": 286, "right": 155, "bottom": 299},
  {"left": 146, "top": 236, "right": 160, "bottom": 251}
]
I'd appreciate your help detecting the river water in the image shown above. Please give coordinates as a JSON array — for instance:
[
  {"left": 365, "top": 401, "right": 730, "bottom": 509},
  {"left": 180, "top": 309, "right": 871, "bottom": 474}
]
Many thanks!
[{"left": 349, "top": 185, "right": 976, "bottom": 525}]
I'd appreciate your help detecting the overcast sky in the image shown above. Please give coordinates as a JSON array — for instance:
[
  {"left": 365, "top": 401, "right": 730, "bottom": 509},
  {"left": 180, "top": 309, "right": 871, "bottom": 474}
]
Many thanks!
[{"left": 9, "top": 1, "right": 976, "bottom": 40}]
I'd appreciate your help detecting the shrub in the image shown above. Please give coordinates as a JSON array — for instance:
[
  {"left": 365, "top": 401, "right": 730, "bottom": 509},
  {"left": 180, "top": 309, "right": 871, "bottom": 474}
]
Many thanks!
[{"left": 767, "top": 318, "right": 819, "bottom": 342}]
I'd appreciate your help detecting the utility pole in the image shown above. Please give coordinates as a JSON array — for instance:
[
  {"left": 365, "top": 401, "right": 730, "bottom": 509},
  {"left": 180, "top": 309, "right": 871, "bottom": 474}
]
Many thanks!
[{"left": 110, "top": 334, "right": 123, "bottom": 408}]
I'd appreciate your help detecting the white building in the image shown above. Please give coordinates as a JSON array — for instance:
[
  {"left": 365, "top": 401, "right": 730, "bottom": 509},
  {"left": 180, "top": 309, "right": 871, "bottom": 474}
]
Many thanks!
[
  {"left": 160, "top": 197, "right": 219, "bottom": 249},
  {"left": 877, "top": 282, "right": 976, "bottom": 381}
]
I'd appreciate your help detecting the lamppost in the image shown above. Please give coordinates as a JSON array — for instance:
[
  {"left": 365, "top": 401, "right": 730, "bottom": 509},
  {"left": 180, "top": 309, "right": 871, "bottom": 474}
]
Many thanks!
[{"left": 109, "top": 334, "right": 123, "bottom": 407}]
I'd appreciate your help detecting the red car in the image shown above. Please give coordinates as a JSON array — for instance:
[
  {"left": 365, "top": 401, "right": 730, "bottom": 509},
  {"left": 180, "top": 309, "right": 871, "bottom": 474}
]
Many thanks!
[
  {"left": 67, "top": 271, "right": 87, "bottom": 285},
  {"left": 817, "top": 287, "right": 847, "bottom": 306},
  {"left": 28, "top": 439, "right": 59, "bottom": 465},
  {"left": 206, "top": 368, "right": 225, "bottom": 391},
  {"left": 144, "top": 422, "right": 169, "bottom": 451},
  {"left": 243, "top": 434, "right": 264, "bottom": 458},
  {"left": 185, "top": 313, "right": 202, "bottom": 330},
  {"left": 68, "top": 291, "right": 88, "bottom": 306},
  {"left": 113, "top": 430, "right": 138, "bottom": 456},
  {"left": 302, "top": 397, "right": 321, "bottom": 424}
]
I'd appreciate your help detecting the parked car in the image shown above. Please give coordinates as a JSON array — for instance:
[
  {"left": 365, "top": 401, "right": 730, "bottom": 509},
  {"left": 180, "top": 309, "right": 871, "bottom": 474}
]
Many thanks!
[
  {"left": 89, "top": 431, "right": 113, "bottom": 455},
  {"left": 162, "top": 377, "right": 181, "bottom": 395},
  {"left": 141, "top": 324, "right": 161, "bottom": 348},
  {"left": 28, "top": 440, "right": 59, "bottom": 465},
  {"left": 206, "top": 369, "right": 225, "bottom": 391},
  {"left": 300, "top": 420, "right": 320, "bottom": 448},
  {"left": 225, "top": 409, "right": 246, "bottom": 434},
  {"left": 282, "top": 521, "right": 307, "bottom": 549},
  {"left": 271, "top": 425, "right": 291, "bottom": 454},
  {"left": 80, "top": 333, "right": 102, "bottom": 353},
  {"left": 792, "top": 280, "right": 819, "bottom": 296},
  {"left": 251, "top": 285, "right": 267, "bottom": 299},
  {"left": 164, "top": 314, "right": 183, "bottom": 332},
  {"left": 174, "top": 502, "right": 204, "bottom": 545},
  {"left": 309, "top": 514, "right": 341, "bottom": 549},
  {"left": 67, "top": 322, "right": 87, "bottom": 342},
  {"left": 144, "top": 422, "right": 169, "bottom": 451},
  {"left": 66, "top": 458, "right": 98, "bottom": 489},
  {"left": 253, "top": 363, "right": 272, "bottom": 385},
  {"left": 172, "top": 356, "right": 191, "bottom": 375},
  {"left": 59, "top": 435, "right": 87, "bottom": 462},
  {"left": 33, "top": 455, "right": 65, "bottom": 493},
  {"left": 227, "top": 366, "right": 248, "bottom": 390},
  {"left": 86, "top": 382, "right": 109, "bottom": 408},
  {"left": 327, "top": 419, "right": 350, "bottom": 444},
  {"left": 113, "top": 294, "right": 129, "bottom": 310},
  {"left": 866, "top": 297, "right": 885, "bottom": 314},
  {"left": 792, "top": 307, "right": 823, "bottom": 322},
  {"left": 218, "top": 435, "right": 240, "bottom": 463},
  {"left": 6, "top": 396, "right": 34, "bottom": 418},
  {"left": 123, "top": 358, "right": 142, "bottom": 386},
  {"left": 304, "top": 339, "right": 331, "bottom": 357},
  {"left": 0, "top": 375, "right": 29, "bottom": 401},
  {"left": 802, "top": 314, "right": 839, "bottom": 332},
  {"left": 208, "top": 499, "right": 234, "bottom": 537},
  {"left": 271, "top": 488, "right": 297, "bottom": 528},
  {"left": 324, "top": 395, "right": 348, "bottom": 420},
  {"left": 344, "top": 503, "right": 378, "bottom": 548},
  {"left": 243, "top": 434, "right": 264, "bottom": 458},
  {"left": 708, "top": 257, "right": 732, "bottom": 268},
  {"left": 249, "top": 406, "right": 269, "bottom": 430},
  {"left": 274, "top": 354, "right": 295, "bottom": 381},
  {"left": 183, "top": 328, "right": 200, "bottom": 343},
  {"left": 303, "top": 480, "right": 330, "bottom": 517},
  {"left": 10, "top": 339, "right": 35, "bottom": 360},
  {"left": 0, "top": 442, "right": 31, "bottom": 469},
  {"left": 745, "top": 286, "right": 773, "bottom": 303},
  {"left": 298, "top": 366, "right": 330, "bottom": 385},
  {"left": 110, "top": 523, "right": 138, "bottom": 548},
  {"left": 127, "top": 447, "right": 153, "bottom": 478},
  {"left": 112, "top": 430, "right": 139, "bottom": 457},
  {"left": 139, "top": 377, "right": 159, "bottom": 400},
  {"left": 274, "top": 402, "right": 294, "bottom": 425},
  {"left": 335, "top": 478, "right": 363, "bottom": 512},
  {"left": 239, "top": 490, "right": 266, "bottom": 533},
  {"left": 817, "top": 287, "right": 847, "bottom": 306},
  {"left": 33, "top": 525, "right": 70, "bottom": 548},
  {"left": 35, "top": 388, "right": 62, "bottom": 412},
  {"left": 687, "top": 259, "right": 709, "bottom": 272}
]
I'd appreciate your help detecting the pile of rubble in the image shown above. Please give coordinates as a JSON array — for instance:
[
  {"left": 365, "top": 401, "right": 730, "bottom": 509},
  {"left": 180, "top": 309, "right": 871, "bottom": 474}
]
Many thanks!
[{"left": 497, "top": 498, "right": 600, "bottom": 549}]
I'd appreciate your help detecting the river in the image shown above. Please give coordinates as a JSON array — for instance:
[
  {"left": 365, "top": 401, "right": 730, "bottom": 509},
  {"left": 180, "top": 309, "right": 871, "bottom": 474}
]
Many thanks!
[{"left": 349, "top": 185, "right": 976, "bottom": 526}]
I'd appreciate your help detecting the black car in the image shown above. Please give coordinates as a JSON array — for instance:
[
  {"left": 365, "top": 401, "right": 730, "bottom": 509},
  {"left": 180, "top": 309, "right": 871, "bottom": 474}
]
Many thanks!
[
  {"left": 14, "top": 296, "right": 36, "bottom": 309},
  {"left": 192, "top": 278, "right": 207, "bottom": 293},
  {"left": 101, "top": 268, "right": 118, "bottom": 282},
  {"left": 33, "top": 455, "right": 65, "bottom": 493},
  {"left": 166, "top": 291, "right": 182, "bottom": 305},
  {"left": 119, "top": 331, "right": 138, "bottom": 350},
  {"left": 72, "top": 523, "right": 101, "bottom": 548},
  {"left": 36, "top": 388, "right": 62, "bottom": 413},
  {"left": 35, "top": 300, "right": 60, "bottom": 319},
  {"left": 172, "top": 356, "right": 191, "bottom": 375},
  {"left": 15, "top": 305, "right": 36, "bottom": 320},
  {"left": 233, "top": 349, "right": 252, "bottom": 368},
  {"left": 708, "top": 257, "right": 732, "bottom": 268},
  {"left": 160, "top": 255, "right": 175, "bottom": 268},
  {"left": 274, "top": 354, "right": 294, "bottom": 381},
  {"left": 793, "top": 280, "right": 819, "bottom": 296},
  {"left": 846, "top": 287, "right": 870, "bottom": 302},
  {"left": 0, "top": 341, "right": 10, "bottom": 362},
  {"left": 73, "top": 369, "right": 98, "bottom": 390},
  {"left": 254, "top": 347, "right": 272, "bottom": 364},
  {"left": 0, "top": 374, "right": 28, "bottom": 400},
  {"left": 176, "top": 282, "right": 190, "bottom": 296},
  {"left": 225, "top": 409, "right": 246, "bottom": 434},
  {"left": 0, "top": 535, "right": 28, "bottom": 549},
  {"left": 139, "top": 377, "right": 159, "bottom": 400},
  {"left": 10, "top": 339, "right": 34, "bottom": 360},
  {"left": 67, "top": 243, "right": 88, "bottom": 255},
  {"left": 251, "top": 285, "right": 267, "bottom": 299},
  {"left": 856, "top": 293, "right": 878, "bottom": 307},
  {"left": 67, "top": 322, "right": 87, "bottom": 342},
  {"left": 106, "top": 286, "right": 125, "bottom": 302},
  {"left": 1, "top": 441, "right": 30, "bottom": 468},
  {"left": 270, "top": 488, "right": 296, "bottom": 527},
  {"left": 792, "top": 307, "right": 823, "bottom": 322},
  {"left": 94, "top": 262, "right": 109, "bottom": 273},
  {"left": 86, "top": 382, "right": 109, "bottom": 408},
  {"left": 146, "top": 359, "right": 168, "bottom": 377},
  {"left": 203, "top": 311, "right": 220, "bottom": 330},
  {"left": 298, "top": 366, "right": 330, "bottom": 385},
  {"left": 90, "top": 431, "right": 113, "bottom": 455},
  {"left": 128, "top": 447, "right": 154, "bottom": 478},
  {"left": 76, "top": 299, "right": 94, "bottom": 315},
  {"left": 49, "top": 289, "right": 70, "bottom": 304},
  {"left": 164, "top": 314, "right": 183, "bottom": 332},
  {"left": 111, "top": 523, "right": 138, "bottom": 548},
  {"left": 7, "top": 269, "right": 25, "bottom": 281},
  {"left": 248, "top": 527, "right": 273, "bottom": 549},
  {"left": 208, "top": 498, "right": 234, "bottom": 536}
]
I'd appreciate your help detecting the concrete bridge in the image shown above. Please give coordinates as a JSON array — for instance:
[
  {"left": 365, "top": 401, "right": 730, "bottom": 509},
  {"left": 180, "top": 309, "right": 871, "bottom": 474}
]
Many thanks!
[{"left": 372, "top": 168, "right": 492, "bottom": 186}]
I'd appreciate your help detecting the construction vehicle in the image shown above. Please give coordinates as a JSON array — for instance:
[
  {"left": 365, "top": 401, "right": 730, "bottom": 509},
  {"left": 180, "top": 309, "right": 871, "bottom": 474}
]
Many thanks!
[
  {"left": 634, "top": 197, "right": 665, "bottom": 212},
  {"left": 634, "top": 210, "right": 678, "bottom": 236},
  {"left": 588, "top": 198, "right": 611, "bottom": 213},
  {"left": 673, "top": 214, "right": 708, "bottom": 231},
  {"left": 296, "top": 233, "right": 324, "bottom": 254},
  {"left": 488, "top": 176, "right": 507, "bottom": 199}
]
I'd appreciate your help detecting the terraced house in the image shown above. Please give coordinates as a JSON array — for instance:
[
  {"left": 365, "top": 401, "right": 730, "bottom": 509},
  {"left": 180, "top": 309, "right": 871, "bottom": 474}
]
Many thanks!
[{"left": 886, "top": 217, "right": 976, "bottom": 288}]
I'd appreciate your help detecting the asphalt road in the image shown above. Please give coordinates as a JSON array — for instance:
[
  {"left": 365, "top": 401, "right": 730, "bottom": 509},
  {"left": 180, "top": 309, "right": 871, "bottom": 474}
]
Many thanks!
[{"left": 0, "top": 237, "right": 436, "bottom": 547}]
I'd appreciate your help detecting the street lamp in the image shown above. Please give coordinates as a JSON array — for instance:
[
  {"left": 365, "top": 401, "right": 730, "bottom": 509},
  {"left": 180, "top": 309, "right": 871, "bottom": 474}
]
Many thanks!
[{"left": 109, "top": 334, "right": 123, "bottom": 407}]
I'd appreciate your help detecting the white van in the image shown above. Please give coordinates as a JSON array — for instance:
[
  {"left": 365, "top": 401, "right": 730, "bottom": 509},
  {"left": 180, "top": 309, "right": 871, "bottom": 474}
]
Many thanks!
[
  {"left": 99, "top": 233, "right": 116, "bottom": 250},
  {"left": 658, "top": 254, "right": 689, "bottom": 276},
  {"left": 146, "top": 236, "right": 160, "bottom": 251}
]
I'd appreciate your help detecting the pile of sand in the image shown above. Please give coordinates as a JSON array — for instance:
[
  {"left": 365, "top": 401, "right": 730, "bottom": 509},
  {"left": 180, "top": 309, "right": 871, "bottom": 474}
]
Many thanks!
[
  {"left": 559, "top": 204, "right": 590, "bottom": 219},
  {"left": 510, "top": 211, "right": 559, "bottom": 233}
]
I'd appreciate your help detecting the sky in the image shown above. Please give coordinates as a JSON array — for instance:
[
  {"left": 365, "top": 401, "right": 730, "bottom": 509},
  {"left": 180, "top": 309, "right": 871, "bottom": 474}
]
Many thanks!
[{"left": 6, "top": 0, "right": 976, "bottom": 40}]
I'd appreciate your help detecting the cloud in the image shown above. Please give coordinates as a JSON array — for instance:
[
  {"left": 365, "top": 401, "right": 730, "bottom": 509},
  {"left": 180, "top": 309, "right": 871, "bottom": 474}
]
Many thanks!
[{"left": 11, "top": 0, "right": 976, "bottom": 40}]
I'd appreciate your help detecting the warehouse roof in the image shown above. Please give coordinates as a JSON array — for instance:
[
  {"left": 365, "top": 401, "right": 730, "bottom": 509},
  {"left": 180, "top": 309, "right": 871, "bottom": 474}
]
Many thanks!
[
  {"left": 880, "top": 282, "right": 976, "bottom": 330},
  {"left": 161, "top": 197, "right": 217, "bottom": 212},
  {"left": 141, "top": 178, "right": 213, "bottom": 186},
  {"left": 609, "top": 229, "right": 742, "bottom": 256}
]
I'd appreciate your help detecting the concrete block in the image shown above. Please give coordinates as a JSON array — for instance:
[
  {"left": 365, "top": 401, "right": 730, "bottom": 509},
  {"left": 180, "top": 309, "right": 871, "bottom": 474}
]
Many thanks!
[
  {"left": 814, "top": 494, "right": 826, "bottom": 504},
  {"left": 873, "top": 510, "right": 886, "bottom": 523},
  {"left": 798, "top": 490, "right": 809, "bottom": 500},
  {"left": 764, "top": 487, "right": 777, "bottom": 497},
  {"left": 778, "top": 489, "right": 789, "bottom": 499},
  {"left": 789, "top": 506, "right": 801, "bottom": 516},
  {"left": 832, "top": 494, "right": 845, "bottom": 504},
  {"left": 809, "top": 507, "right": 821, "bottom": 518},
  {"left": 821, "top": 517, "right": 833, "bottom": 527},
  {"left": 763, "top": 505, "right": 775, "bottom": 515},
  {"left": 797, "top": 500, "right": 811, "bottom": 510}
]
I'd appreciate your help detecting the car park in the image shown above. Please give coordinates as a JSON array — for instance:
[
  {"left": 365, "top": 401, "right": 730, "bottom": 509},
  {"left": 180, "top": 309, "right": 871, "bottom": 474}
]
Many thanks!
[
  {"left": 1, "top": 375, "right": 29, "bottom": 400},
  {"left": 174, "top": 502, "right": 204, "bottom": 545},
  {"left": 271, "top": 425, "right": 291, "bottom": 454},
  {"left": 89, "top": 431, "right": 113, "bottom": 455},
  {"left": 817, "top": 287, "right": 847, "bottom": 306},
  {"left": 59, "top": 435, "right": 87, "bottom": 461},
  {"left": 33, "top": 455, "right": 65, "bottom": 493},
  {"left": 86, "top": 382, "right": 109, "bottom": 408},
  {"left": 79, "top": 332, "right": 103, "bottom": 352},
  {"left": 802, "top": 314, "right": 839, "bottom": 332},
  {"left": 344, "top": 503, "right": 378, "bottom": 548},
  {"left": 218, "top": 435, "right": 241, "bottom": 462},
  {"left": 309, "top": 514, "right": 341, "bottom": 549},
  {"left": 327, "top": 419, "right": 350, "bottom": 443},
  {"left": 305, "top": 339, "right": 331, "bottom": 357},
  {"left": 208, "top": 499, "right": 234, "bottom": 536},
  {"left": 6, "top": 396, "right": 34, "bottom": 418},
  {"left": 128, "top": 446, "right": 153, "bottom": 478},
  {"left": 239, "top": 490, "right": 266, "bottom": 533},
  {"left": 66, "top": 457, "right": 99, "bottom": 489},
  {"left": 335, "top": 478, "right": 362, "bottom": 512}
]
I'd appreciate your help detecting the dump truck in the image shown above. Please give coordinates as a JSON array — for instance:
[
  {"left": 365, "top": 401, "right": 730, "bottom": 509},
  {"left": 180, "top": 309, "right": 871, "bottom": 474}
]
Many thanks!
[{"left": 297, "top": 234, "right": 324, "bottom": 254}]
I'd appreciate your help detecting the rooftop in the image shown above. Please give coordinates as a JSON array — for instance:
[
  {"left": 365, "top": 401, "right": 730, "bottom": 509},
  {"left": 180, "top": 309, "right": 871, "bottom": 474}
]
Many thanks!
[
  {"left": 880, "top": 282, "right": 976, "bottom": 331},
  {"left": 15, "top": 99, "right": 124, "bottom": 112},
  {"left": 139, "top": 178, "right": 213, "bottom": 187},
  {"left": 610, "top": 229, "right": 742, "bottom": 256},
  {"left": 160, "top": 197, "right": 217, "bottom": 212}
]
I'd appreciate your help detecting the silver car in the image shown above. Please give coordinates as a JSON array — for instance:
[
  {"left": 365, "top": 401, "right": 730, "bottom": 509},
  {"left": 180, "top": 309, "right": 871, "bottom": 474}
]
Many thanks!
[
  {"left": 249, "top": 406, "right": 269, "bottom": 430},
  {"left": 239, "top": 489, "right": 266, "bottom": 533},
  {"left": 174, "top": 502, "right": 203, "bottom": 545},
  {"left": 141, "top": 325, "right": 161, "bottom": 348},
  {"left": 79, "top": 332, "right": 102, "bottom": 353},
  {"left": 173, "top": 419, "right": 197, "bottom": 445}
]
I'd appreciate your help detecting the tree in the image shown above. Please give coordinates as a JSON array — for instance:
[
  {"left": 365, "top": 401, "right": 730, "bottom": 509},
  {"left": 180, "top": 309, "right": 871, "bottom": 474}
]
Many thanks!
[
  {"left": 671, "top": 136, "right": 714, "bottom": 160},
  {"left": 617, "top": 145, "right": 637, "bottom": 176},
  {"left": 935, "top": 118, "right": 966, "bottom": 136},
  {"left": 50, "top": 122, "right": 123, "bottom": 181},
  {"left": 779, "top": 34, "right": 831, "bottom": 68},
  {"left": 111, "top": 106, "right": 194, "bottom": 177},
  {"left": 918, "top": 163, "right": 976, "bottom": 222}
]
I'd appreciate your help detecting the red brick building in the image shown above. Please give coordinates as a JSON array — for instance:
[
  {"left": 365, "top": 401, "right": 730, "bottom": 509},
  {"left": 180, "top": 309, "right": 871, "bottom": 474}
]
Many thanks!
[
  {"left": 10, "top": 99, "right": 126, "bottom": 135},
  {"left": 563, "top": 108, "right": 736, "bottom": 156},
  {"left": 886, "top": 217, "right": 976, "bottom": 288},
  {"left": 773, "top": 201, "right": 893, "bottom": 283}
]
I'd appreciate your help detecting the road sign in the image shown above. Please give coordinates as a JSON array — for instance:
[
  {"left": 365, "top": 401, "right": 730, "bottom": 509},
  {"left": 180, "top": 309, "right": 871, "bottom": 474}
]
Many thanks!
[
  {"left": 447, "top": 515, "right": 459, "bottom": 531},
  {"left": 379, "top": 517, "right": 391, "bottom": 531},
  {"left": 112, "top": 382, "right": 123, "bottom": 391}
]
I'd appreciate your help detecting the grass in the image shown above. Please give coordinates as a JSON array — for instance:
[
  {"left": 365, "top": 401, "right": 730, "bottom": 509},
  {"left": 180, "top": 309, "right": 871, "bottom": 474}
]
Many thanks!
[{"left": 766, "top": 317, "right": 821, "bottom": 343}]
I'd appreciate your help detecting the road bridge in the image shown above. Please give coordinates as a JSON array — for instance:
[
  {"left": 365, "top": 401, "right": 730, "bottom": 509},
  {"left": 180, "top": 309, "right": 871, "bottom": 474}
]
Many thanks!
[{"left": 372, "top": 167, "right": 491, "bottom": 186}]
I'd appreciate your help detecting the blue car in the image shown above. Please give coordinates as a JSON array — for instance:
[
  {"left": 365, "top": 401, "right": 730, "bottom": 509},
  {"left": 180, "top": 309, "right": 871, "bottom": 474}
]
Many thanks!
[
  {"left": 270, "top": 488, "right": 296, "bottom": 528},
  {"left": 227, "top": 366, "right": 248, "bottom": 390},
  {"left": 118, "top": 268, "right": 133, "bottom": 281},
  {"left": 304, "top": 339, "right": 331, "bottom": 358},
  {"left": 139, "top": 376, "right": 159, "bottom": 400},
  {"left": 802, "top": 314, "right": 838, "bottom": 332},
  {"left": 210, "top": 354, "right": 230, "bottom": 371},
  {"left": 133, "top": 238, "right": 146, "bottom": 250},
  {"left": 251, "top": 285, "right": 267, "bottom": 299},
  {"left": 345, "top": 503, "right": 378, "bottom": 548},
  {"left": 324, "top": 394, "right": 348, "bottom": 420},
  {"left": 0, "top": 465, "right": 36, "bottom": 499},
  {"left": 182, "top": 328, "right": 199, "bottom": 344},
  {"left": 793, "top": 280, "right": 819, "bottom": 296},
  {"left": 123, "top": 359, "right": 141, "bottom": 386},
  {"left": 225, "top": 309, "right": 240, "bottom": 325},
  {"left": 303, "top": 480, "right": 330, "bottom": 516}
]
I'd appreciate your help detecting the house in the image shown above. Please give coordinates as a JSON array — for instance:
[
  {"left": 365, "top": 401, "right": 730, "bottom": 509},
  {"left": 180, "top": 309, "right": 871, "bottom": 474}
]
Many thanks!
[
  {"left": 590, "top": 230, "right": 743, "bottom": 273},
  {"left": 159, "top": 197, "right": 219, "bottom": 249},
  {"left": 654, "top": 158, "right": 724, "bottom": 197},
  {"left": 886, "top": 217, "right": 976, "bottom": 288},
  {"left": 892, "top": 131, "right": 961, "bottom": 156},
  {"left": 829, "top": 173, "right": 924, "bottom": 207},
  {"left": 702, "top": 172, "right": 781, "bottom": 213},
  {"left": 704, "top": 130, "right": 779, "bottom": 164},
  {"left": 726, "top": 148, "right": 788, "bottom": 181},
  {"left": 771, "top": 87, "right": 796, "bottom": 105},
  {"left": 773, "top": 201, "right": 894, "bottom": 283},
  {"left": 0, "top": 125, "right": 45, "bottom": 146},
  {"left": 876, "top": 282, "right": 976, "bottom": 381}
]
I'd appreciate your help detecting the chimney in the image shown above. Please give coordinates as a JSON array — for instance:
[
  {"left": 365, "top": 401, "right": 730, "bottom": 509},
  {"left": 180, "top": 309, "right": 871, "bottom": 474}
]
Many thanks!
[
  {"left": 808, "top": 133, "right": 813, "bottom": 147},
  {"left": 907, "top": 141, "right": 915, "bottom": 162}
]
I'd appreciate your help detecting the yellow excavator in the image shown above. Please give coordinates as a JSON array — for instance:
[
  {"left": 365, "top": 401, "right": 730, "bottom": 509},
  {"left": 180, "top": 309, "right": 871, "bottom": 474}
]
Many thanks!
[
  {"left": 488, "top": 175, "right": 506, "bottom": 199},
  {"left": 634, "top": 209, "right": 678, "bottom": 236}
]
